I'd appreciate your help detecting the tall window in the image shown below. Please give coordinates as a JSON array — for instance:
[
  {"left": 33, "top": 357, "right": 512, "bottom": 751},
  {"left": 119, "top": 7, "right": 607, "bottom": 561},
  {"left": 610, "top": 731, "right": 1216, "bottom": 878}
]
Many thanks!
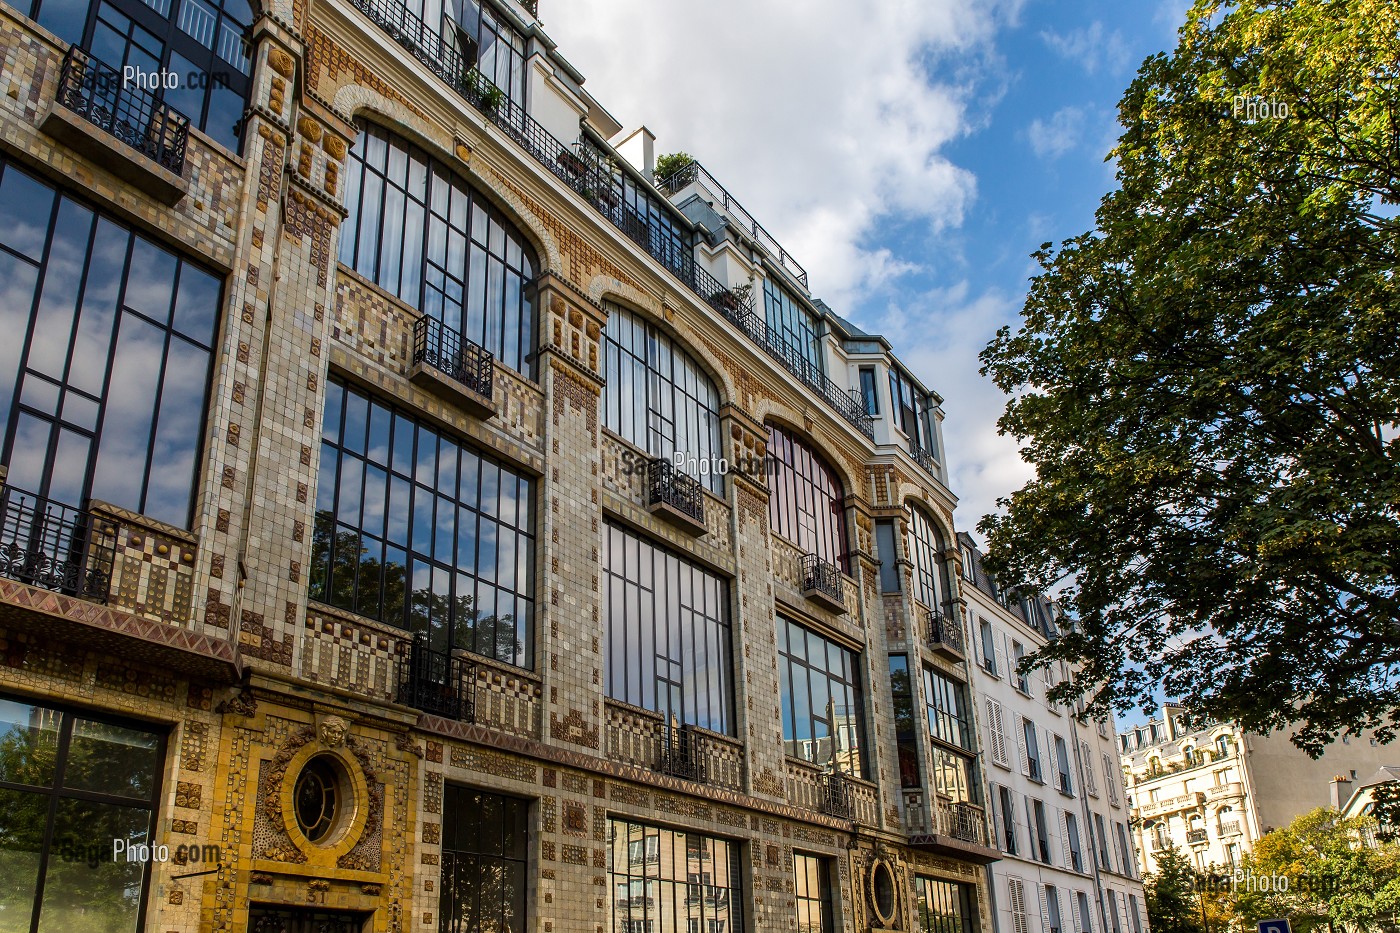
[
  {"left": 440, "top": 786, "right": 528, "bottom": 933},
  {"left": 859, "top": 367, "right": 879, "bottom": 415},
  {"left": 1066, "top": 812, "right": 1084, "bottom": 872},
  {"left": 0, "top": 161, "right": 220, "bottom": 527},
  {"left": 339, "top": 122, "right": 537, "bottom": 377},
  {"left": 794, "top": 853, "right": 833, "bottom": 933},
  {"left": 601, "top": 303, "right": 723, "bottom": 492},
  {"left": 993, "top": 784, "right": 1018, "bottom": 854},
  {"left": 978, "top": 619, "right": 997, "bottom": 675},
  {"left": 311, "top": 379, "right": 536, "bottom": 667},
  {"left": 889, "top": 656, "right": 920, "bottom": 787},
  {"left": 1032, "top": 799, "right": 1051, "bottom": 863},
  {"left": 1045, "top": 885, "right": 1063, "bottom": 933},
  {"left": 1021, "top": 717, "right": 1043, "bottom": 782},
  {"left": 1076, "top": 892, "right": 1094, "bottom": 933},
  {"left": 762, "top": 279, "right": 823, "bottom": 374},
  {"left": 778, "top": 616, "right": 864, "bottom": 776},
  {"left": 766, "top": 424, "right": 847, "bottom": 568},
  {"left": 1054, "top": 735, "right": 1073, "bottom": 795},
  {"left": 401, "top": 0, "right": 528, "bottom": 109},
  {"left": 608, "top": 819, "right": 743, "bottom": 933},
  {"left": 906, "top": 506, "right": 948, "bottom": 610},
  {"left": 889, "top": 366, "right": 938, "bottom": 458},
  {"left": 24, "top": 0, "right": 252, "bottom": 151},
  {"left": 603, "top": 523, "right": 733, "bottom": 734},
  {"left": 922, "top": 668, "right": 979, "bottom": 804},
  {"left": 0, "top": 695, "right": 165, "bottom": 933},
  {"left": 875, "top": 519, "right": 900, "bottom": 592},
  {"left": 914, "top": 877, "right": 975, "bottom": 933}
]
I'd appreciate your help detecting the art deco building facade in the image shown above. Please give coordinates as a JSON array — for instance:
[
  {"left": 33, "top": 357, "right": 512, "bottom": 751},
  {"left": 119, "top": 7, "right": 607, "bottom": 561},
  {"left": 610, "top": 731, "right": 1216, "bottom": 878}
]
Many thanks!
[
  {"left": 1121, "top": 704, "right": 1395, "bottom": 876},
  {"left": 955, "top": 538, "right": 1146, "bottom": 933},
  {"left": 0, "top": 0, "right": 1011, "bottom": 931}
]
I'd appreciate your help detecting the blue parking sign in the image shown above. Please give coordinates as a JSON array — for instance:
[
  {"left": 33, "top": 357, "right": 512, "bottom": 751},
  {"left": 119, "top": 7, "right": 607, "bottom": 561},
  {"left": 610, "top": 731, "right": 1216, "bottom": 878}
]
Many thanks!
[{"left": 1259, "top": 920, "right": 1291, "bottom": 933}]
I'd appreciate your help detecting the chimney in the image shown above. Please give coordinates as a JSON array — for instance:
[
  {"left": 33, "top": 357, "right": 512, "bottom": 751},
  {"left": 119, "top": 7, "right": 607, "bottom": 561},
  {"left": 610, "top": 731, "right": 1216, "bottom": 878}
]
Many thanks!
[{"left": 1330, "top": 774, "right": 1351, "bottom": 811}]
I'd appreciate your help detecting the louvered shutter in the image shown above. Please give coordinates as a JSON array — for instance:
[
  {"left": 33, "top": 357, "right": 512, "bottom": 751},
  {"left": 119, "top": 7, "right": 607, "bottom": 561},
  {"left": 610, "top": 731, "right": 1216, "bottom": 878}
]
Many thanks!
[
  {"left": 1070, "top": 893, "right": 1082, "bottom": 933},
  {"left": 987, "top": 699, "right": 1010, "bottom": 768},
  {"left": 1025, "top": 794, "right": 1038, "bottom": 858},
  {"left": 1104, "top": 754, "right": 1119, "bottom": 805},
  {"left": 1082, "top": 742, "right": 1098, "bottom": 796},
  {"left": 988, "top": 784, "right": 1003, "bottom": 851},
  {"left": 1039, "top": 885, "right": 1052, "bottom": 933},
  {"left": 1060, "top": 810, "right": 1074, "bottom": 869},
  {"left": 1009, "top": 878, "right": 1029, "bottom": 933},
  {"left": 1017, "top": 715, "right": 1031, "bottom": 777}
]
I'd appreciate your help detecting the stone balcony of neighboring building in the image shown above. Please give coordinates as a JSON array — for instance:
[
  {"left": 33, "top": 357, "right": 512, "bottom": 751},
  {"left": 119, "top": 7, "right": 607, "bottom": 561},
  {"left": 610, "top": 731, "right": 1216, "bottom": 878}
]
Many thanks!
[
  {"left": 1219, "top": 820, "right": 1243, "bottom": 836},
  {"left": 603, "top": 699, "right": 745, "bottom": 793},
  {"left": 0, "top": 476, "right": 240, "bottom": 682},
  {"left": 1186, "top": 828, "right": 1209, "bottom": 846},
  {"left": 1205, "top": 781, "right": 1245, "bottom": 802},
  {"left": 1137, "top": 791, "right": 1206, "bottom": 818}
]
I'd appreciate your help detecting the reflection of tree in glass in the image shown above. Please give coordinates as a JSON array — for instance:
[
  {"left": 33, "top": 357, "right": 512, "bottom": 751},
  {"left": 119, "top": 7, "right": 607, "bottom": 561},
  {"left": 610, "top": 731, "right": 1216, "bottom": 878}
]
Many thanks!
[{"left": 309, "top": 512, "right": 522, "bottom": 664}]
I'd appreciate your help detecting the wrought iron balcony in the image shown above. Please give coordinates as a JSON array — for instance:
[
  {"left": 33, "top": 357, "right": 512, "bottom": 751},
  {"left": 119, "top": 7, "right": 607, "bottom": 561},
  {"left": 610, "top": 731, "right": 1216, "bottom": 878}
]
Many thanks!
[
  {"left": 398, "top": 634, "right": 473, "bottom": 721},
  {"left": 0, "top": 486, "right": 114, "bottom": 602},
  {"left": 409, "top": 315, "right": 495, "bottom": 416},
  {"left": 800, "top": 553, "right": 846, "bottom": 613},
  {"left": 1058, "top": 771, "right": 1074, "bottom": 796},
  {"left": 939, "top": 801, "right": 988, "bottom": 846},
  {"left": 926, "top": 604, "right": 965, "bottom": 659},
  {"left": 1186, "top": 828, "right": 1209, "bottom": 845},
  {"left": 820, "top": 769, "right": 854, "bottom": 820},
  {"left": 53, "top": 46, "right": 190, "bottom": 176},
  {"left": 909, "top": 442, "right": 938, "bottom": 476},
  {"left": 657, "top": 723, "right": 705, "bottom": 783},
  {"left": 1219, "top": 820, "right": 1242, "bottom": 836},
  {"left": 645, "top": 458, "right": 705, "bottom": 534},
  {"left": 656, "top": 158, "right": 809, "bottom": 288}
]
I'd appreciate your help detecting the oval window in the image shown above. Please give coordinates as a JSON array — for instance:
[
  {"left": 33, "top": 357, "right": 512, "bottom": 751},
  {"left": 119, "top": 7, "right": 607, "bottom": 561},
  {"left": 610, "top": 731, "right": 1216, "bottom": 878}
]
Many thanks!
[
  {"left": 872, "top": 859, "right": 897, "bottom": 922},
  {"left": 294, "top": 756, "right": 342, "bottom": 843}
]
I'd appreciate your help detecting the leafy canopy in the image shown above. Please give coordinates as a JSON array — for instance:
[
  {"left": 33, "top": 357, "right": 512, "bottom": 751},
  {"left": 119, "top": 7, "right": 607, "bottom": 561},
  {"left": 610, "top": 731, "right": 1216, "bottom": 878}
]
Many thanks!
[{"left": 979, "top": 0, "right": 1400, "bottom": 754}]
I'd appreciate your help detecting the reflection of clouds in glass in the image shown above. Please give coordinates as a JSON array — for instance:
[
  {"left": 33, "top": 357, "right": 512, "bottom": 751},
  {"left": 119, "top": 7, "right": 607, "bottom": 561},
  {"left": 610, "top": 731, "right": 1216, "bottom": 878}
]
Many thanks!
[
  {"left": 90, "top": 316, "right": 164, "bottom": 513},
  {"left": 0, "top": 167, "right": 55, "bottom": 261},
  {"left": 6, "top": 415, "right": 51, "bottom": 494},
  {"left": 142, "top": 341, "right": 210, "bottom": 526},
  {"left": 122, "top": 239, "right": 176, "bottom": 324}
]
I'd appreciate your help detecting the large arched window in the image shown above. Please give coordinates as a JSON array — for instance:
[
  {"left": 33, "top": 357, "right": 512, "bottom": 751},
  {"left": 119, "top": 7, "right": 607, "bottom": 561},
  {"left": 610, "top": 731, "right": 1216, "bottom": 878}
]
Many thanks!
[
  {"left": 601, "top": 303, "right": 723, "bottom": 492},
  {"left": 766, "top": 424, "right": 847, "bottom": 569},
  {"left": 907, "top": 505, "right": 949, "bottom": 611},
  {"left": 339, "top": 122, "right": 537, "bottom": 377},
  {"left": 24, "top": 0, "right": 253, "bottom": 152}
]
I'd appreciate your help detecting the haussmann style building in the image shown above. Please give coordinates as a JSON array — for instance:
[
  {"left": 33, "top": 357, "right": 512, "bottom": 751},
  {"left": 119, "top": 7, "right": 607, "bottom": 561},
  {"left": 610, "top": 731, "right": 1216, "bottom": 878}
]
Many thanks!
[{"left": 0, "top": 0, "right": 1086, "bottom": 930}]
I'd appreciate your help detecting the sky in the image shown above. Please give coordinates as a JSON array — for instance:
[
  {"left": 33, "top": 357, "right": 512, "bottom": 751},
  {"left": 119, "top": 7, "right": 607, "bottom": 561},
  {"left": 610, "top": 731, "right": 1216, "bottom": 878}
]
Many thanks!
[{"left": 547, "top": 0, "right": 1191, "bottom": 553}]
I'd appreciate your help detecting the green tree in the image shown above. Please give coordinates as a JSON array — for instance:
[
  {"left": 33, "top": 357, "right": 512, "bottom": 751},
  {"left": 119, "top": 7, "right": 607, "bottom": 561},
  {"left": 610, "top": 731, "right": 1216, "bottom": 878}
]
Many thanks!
[
  {"left": 977, "top": 0, "right": 1400, "bottom": 754},
  {"left": 1223, "top": 807, "right": 1400, "bottom": 933},
  {"left": 1372, "top": 780, "right": 1400, "bottom": 842},
  {"left": 1146, "top": 842, "right": 1206, "bottom": 933}
]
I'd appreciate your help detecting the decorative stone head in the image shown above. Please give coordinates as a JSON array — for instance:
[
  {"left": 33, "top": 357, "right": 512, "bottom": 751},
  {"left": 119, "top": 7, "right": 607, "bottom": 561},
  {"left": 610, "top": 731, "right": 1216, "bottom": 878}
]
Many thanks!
[{"left": 318, "top": 715, "right": 349, "bottom": 748}]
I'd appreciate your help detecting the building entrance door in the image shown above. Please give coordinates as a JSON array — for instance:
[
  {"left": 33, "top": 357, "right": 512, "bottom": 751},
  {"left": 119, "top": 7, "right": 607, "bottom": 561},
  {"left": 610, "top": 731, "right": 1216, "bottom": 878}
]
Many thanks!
[{"left": 247, "top": 906, "right": 369, "bottom": 933}]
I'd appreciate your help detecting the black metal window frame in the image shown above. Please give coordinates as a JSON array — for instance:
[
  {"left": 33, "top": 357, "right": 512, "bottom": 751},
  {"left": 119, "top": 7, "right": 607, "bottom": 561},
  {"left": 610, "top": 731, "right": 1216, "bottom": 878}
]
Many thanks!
[
  {"left": 889, "top": 365, "right": 939, "bottom": 459},
  {"left": 311, "top": 377, "right": 536, "bottom": 668},
  {"left": 906, "top": 505, "right": 948, "bottom": 611},
  {"left": 765, "top": 423, "right": 848, "bottom": 570},
  {"left": 339, "top": 121, "right": 538, "bottom": 378},
  {"left": 778, "top": 615, "right": 865, "bottom": 777},
  {"left": 913, "top": 875, "right": 977, "bottom": 933},
  {"left": 875, "top": 519, "right": 900, "bottom": 593},
  {"left": 601, "top": 302, "right": 723, "bottom": 494},
  {"left": 762, "top": 278, "right": 824, "bottom": 375},
  {"left": 602, "top": 522, "right": 734, "bottom": 735},
  {"left": 0, "top": 159, "right": 221, "bottom": 530},
  {"left": 794, "top": 852, "right": 834, "bottom": 933},
  {"left": 922, "top": 666, "right": 972, "bottom": 751},
  {"left": 888, "top": 655, "right": 920, "bottom": 788},
  {"left": 0, "top": 692, "right": 167, "bottom": 933},
  {"left": 607, "top": 818, "right": 744, "bottom": 933},
  {"left": 401, "top": 0, "right": 529, "bottom": 111},
  {"left": 25, "top": 0, "right": 253, "bottom": 152},
  {"left": 858, "top": 366, "right": 879, "bottom": 416},
  {"left": 439, "top": 784, "right": 529, "bottom": 933},
  {"left": 994, "top": 783, "right": 1018, "bottom": 854}
]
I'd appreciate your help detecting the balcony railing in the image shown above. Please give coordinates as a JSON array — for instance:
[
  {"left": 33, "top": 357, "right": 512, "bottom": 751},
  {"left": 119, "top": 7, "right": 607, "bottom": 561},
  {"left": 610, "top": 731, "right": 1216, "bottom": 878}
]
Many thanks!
[
  {"left": 1219, "top": 820, "right": 1242, "bottom": 836},
  {"left": 657, "top": 722, "right": 704, "bottom": 783},
  {"left": 936, "top": 801, "right": 989, "bottom": 846},
  {"left": 800, "top": 553, "right": 846, "bottom": 611},
  {"left": 412, "top": 314, "right": 495, "bottom": 400},
  {"left": 346, "top": 0, "right": 877, "bottom": 441},
  {"left": 927, "top": 605, "right": 965, "bottom": 657},
  {"left": 909, "top": 443, "right": 938, "bottom": 476},
  {"left": 1186, "top": 828, "right": 1209, "bottom": 845},
  {"left": 656, "top": 159, "right": 809, "bottom": 288},
  {"left": 646, "top": 458, "right": 704, "bottom": 530},
  {"left": 1058, "top": 772, "right": 1074, "bottom": 796},
  {"left": 820, "top": 769, "right": 854, "bottom": 820},
  {"left": 398, "top": 634, "right": 472, "bottom": 721},
  {"left": 54, "top": 46, "right": 190, "bottom": 175},
  {"left": 0, "top": 486, "right": 114, "bottom": 602}
]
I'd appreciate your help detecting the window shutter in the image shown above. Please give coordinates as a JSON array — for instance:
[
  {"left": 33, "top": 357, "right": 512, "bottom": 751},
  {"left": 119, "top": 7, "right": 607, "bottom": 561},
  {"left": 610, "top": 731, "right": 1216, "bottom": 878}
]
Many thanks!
[
  {"left": 1009, "top": 878, "right": 1029, "bottom": 933},
  {"left": 1017, "top": 716, "right": 1031, "bottom": 778},
  {"left": 1104, "top": 754, "right": 1119, "bottom": 805},
  {"left": 1024, "top": 795, "right": 1038, "bottom": 858},
  {"left": 1007, "top": 792, "right": 1021, "bottom": 856},
  {"left": 989, "top": 785, "right": 1004, "bottom": 850},
  {"left": 1060, "top": 810, "right": 1074, "bottom": 869},
  {"left": 1070, "top": 893, "right": 1082, "bottom": 933},
  {"left": 1082, "top": 742, "right": 1098, "bottom": 796},
  {"left": 987, "top": 699, "right": 1010, "bottom": 768},
  {"left": 1039, "top": 885, "right": 1053, "bottom": 933},
  {"left": 995, "top": 637, "right": 1010, "bottom": 683}
]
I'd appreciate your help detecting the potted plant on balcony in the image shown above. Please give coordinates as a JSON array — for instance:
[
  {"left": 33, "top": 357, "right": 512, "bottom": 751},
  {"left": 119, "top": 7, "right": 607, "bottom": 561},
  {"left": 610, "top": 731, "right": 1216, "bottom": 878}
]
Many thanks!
[
  {"left": 654, "top": 151, "right": 696, "bottom": 189},
  {"left": 463, "top": 68, "right": 504, "bottom": 115}
]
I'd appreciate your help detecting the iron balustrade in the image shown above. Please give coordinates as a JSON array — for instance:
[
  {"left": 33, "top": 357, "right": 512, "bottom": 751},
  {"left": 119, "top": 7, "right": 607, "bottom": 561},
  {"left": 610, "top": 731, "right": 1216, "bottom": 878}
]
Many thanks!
[
  {"left": 413, "top": 315, "right": 495, "bottom": 399},
  {"left": 800, "top": 553, "right": 845, "bottom": 606},
  {"left": 820, "top": 769, "right": 854, "bottom": 819},
  {"left": 346, "top": 0, "right": 878, "bottom": 440},
  {"left": 657, "top": 723, "right": 705, "bottom": 783},
  {"left": 927, "top": 606, "right": 965, "bottom": 655},
  {"left": 55, "top": 45, "right": 190, "bottom": 175},
  {"left": 646, "top": 458, "right": 704, "bottom": 526},
  {"left": 1059, "top": 771, "right": 1074, "bottom": 795},
  {"left": 1186, "top": 828, "right": 1209, "bottom": 845},
  {"left": 398, "top": 633, "right": 473, "bottom": 721},
  {"left": 0, "top": 486, "right": 114, "bottom": 601},
  {"left": 909, "top": 443, "right": 938, "bottom": 476},
  {"left": 942, "top": 802, "right": 987, "bottom": 846},
  {"left": 656, "top": 159, "right": 810, "bottom": 288}
]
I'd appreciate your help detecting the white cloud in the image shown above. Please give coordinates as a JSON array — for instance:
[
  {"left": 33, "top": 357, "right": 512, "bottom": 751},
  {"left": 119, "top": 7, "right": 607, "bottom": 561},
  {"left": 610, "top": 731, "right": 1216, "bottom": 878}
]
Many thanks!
[
  {"left": 1040, "top": 21, "right": 1133, "bottom": 75},
  {"left": 1027, "top": 105, "right": 1086, "bottom": 159},
  {"left": 546, "top": 0, "right": 1023, "bottom": 307}
]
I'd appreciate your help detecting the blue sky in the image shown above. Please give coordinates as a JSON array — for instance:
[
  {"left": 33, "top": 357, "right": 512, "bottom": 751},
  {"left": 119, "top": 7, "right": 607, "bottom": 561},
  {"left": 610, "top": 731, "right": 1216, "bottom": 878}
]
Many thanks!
[{"left": 548, "top": 0, "right": 1188, "bottom": 567}]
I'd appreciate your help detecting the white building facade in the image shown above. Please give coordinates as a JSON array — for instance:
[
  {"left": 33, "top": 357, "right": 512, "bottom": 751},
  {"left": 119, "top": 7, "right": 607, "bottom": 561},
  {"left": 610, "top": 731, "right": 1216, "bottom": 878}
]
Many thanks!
[{"left": 959, "top": 534, "right": 1149, "bottom": 933}]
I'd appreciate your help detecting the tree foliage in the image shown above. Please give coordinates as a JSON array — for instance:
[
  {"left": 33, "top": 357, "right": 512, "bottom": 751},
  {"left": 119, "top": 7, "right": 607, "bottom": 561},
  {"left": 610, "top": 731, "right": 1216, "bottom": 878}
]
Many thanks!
[
  {"left": 1146, "top": 842, "right": 1206, "bottom": 933},
  {"left": 978, "top": 0, "right": 1400, "bottom": 754}
]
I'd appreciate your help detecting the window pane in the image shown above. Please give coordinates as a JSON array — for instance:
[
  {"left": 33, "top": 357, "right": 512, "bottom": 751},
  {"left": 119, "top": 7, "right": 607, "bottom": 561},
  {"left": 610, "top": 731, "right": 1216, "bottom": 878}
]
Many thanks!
[
  {"left": 0, "top": 700, "right": 62, "bottom": 787},
  {"left": 37, "top": 798, "right": 149, "bottom": 933},
  {"left": 63, "top": 718, "right": 160, "bottom": 801}
]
